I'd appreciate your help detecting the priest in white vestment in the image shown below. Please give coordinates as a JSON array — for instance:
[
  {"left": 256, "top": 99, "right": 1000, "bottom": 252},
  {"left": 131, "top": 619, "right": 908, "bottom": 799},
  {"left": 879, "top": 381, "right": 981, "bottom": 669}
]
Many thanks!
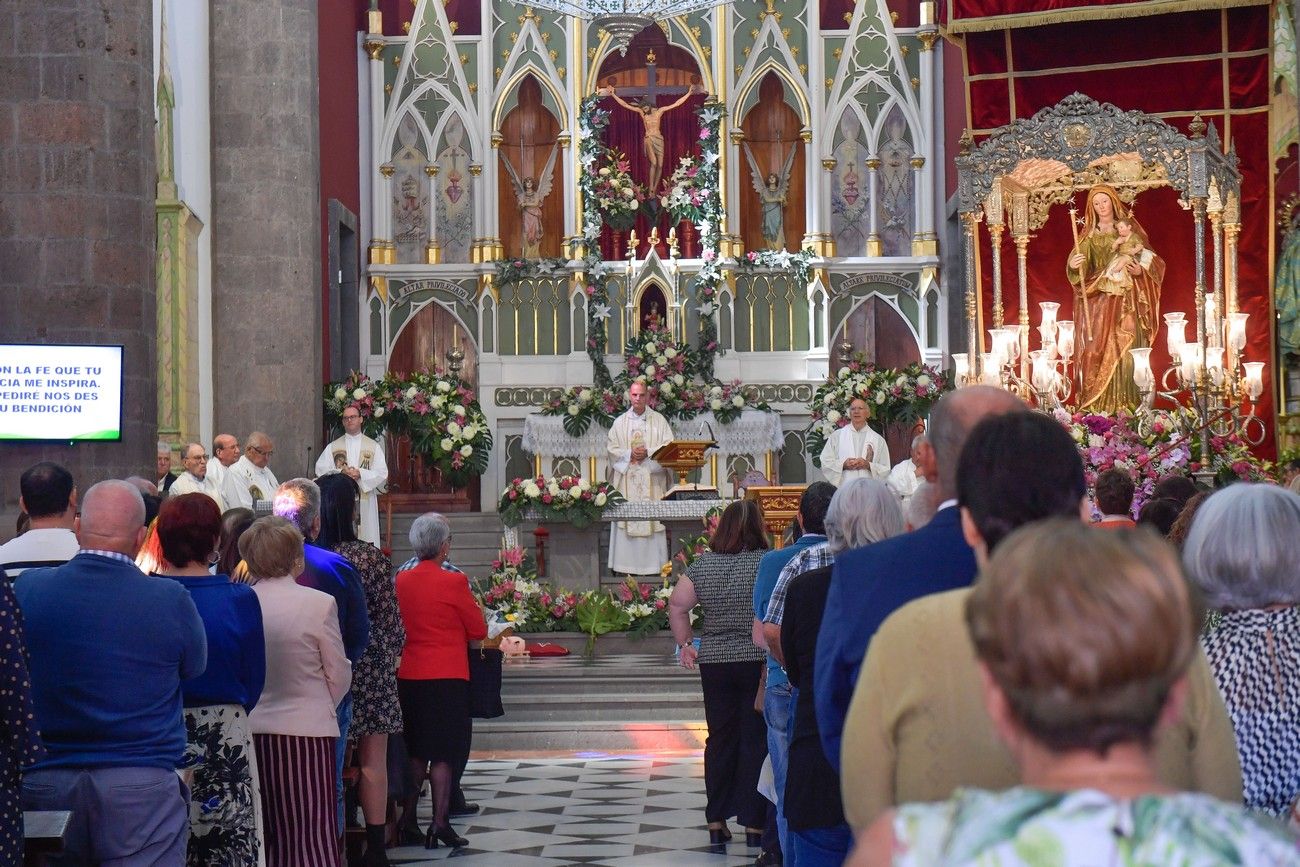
[
  {"left": 315, "top": 407, "right": 389, "bottom": 545},
  {"left": 223, "top": 432, "right": 280, "bottom": 510},
  {"left": 607, "top": 381, "right": 674, "bottom": 576},
  {"left": 204, "top": 433, "right": 240, "bottom": 492},
  {"left": 818, "top": 397, "right": 891, "bottom": 486},
  {"left": 886, "top": 433, "right": 926, "bottom": 505},
  {"left": 169, "top": 443, "right": 228, "bottom": 511}
]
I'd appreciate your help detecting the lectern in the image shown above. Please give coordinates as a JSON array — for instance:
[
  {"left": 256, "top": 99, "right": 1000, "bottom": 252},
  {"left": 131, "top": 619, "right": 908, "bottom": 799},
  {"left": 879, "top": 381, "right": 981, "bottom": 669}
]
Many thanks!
[{"left": 653, "top": 439, "right": 720, "bottom": 500}]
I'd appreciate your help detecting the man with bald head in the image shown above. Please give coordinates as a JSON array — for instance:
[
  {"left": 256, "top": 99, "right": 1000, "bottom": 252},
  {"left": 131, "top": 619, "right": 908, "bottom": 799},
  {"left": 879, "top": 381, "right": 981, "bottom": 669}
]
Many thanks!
[
  {"left": 224, "top": 431, "right": 280, "bottom": 509},
  {"left": 814, "top": 385, "right": 1025, "bottom": 770},
  {"left": 16, "top": 480, "right": 206, "bottom": 864},
  {"left": 206, "top": 432, "right": 241, "bottom": 491},
  {"left": 169, "top": 441, "right": 229, "bottom": 511}
]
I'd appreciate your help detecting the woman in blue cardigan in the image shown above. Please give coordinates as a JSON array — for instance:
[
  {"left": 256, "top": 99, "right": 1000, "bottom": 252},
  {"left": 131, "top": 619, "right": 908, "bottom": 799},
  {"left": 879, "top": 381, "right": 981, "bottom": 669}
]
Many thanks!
[{"left": 156, "top": 494, "right": 267, "bottom": 866}]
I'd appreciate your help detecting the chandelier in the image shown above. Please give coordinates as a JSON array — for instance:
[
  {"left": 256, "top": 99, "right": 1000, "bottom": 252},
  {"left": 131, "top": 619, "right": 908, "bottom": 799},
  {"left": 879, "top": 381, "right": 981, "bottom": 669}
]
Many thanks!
[{"left": 510, "top": 0, "right": 733, "bottom": 55}]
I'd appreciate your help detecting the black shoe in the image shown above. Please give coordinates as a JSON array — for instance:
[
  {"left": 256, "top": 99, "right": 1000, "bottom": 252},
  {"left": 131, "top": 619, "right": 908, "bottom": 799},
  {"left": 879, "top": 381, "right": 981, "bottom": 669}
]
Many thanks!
[
  {"left": 362, "top": 845, "right": 390, "bottom": 867},
  {"left": 708, "top": 827, "right": 729, "bottom": 854},
  {"left": 397, "top": 823, "right": 423, "bottom": 847},
  {"left": 426, "top": 825, "right": 469, "bottom": 849},
  {"left": 745, "top": 828, "right": 763, "bottom": 848},
  {"left": 449, "top": 802, "right": 481, "bottom": 818},
  {"left": 754, "top": 848, "right": 783, "bottom": 866}
]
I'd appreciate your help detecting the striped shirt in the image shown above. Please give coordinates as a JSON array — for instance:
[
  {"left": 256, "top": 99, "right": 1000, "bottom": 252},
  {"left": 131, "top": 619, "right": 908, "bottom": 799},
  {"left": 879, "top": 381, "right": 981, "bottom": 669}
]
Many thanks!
[{"left": 763, "top": 542, "right": 834, "bottom": 626}]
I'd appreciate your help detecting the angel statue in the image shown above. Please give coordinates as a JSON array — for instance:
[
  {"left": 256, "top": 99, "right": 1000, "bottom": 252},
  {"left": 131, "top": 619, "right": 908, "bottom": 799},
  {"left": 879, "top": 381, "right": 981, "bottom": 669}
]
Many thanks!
[
  {"left": 499, "top": 143, "right": 559, "bottom": 259},
  {"left": 743, "top": 141, "right": 797, "bottom": 251}
]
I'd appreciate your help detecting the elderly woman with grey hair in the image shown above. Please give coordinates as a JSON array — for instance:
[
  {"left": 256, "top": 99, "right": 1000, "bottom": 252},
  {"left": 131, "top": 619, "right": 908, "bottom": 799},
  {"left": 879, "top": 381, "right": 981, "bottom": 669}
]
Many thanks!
[
  {"left": 781, "top": 480, "right": 903, "bottom": 864},
  {"left": 394, "top": 513, "right": 486, "bottom": 850},
  {"left": 1183, "top": 483, "right": 1300, "bottom": 818}
]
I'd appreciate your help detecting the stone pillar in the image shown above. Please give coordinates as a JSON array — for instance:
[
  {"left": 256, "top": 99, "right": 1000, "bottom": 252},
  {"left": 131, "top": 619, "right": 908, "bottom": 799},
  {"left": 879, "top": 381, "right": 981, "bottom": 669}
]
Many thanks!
[
  {"left": 0, "top": 0, "right": 158, "bottom": 506},
  {"left": 210, "top": 1, "right": 322, "bottom": 479}
]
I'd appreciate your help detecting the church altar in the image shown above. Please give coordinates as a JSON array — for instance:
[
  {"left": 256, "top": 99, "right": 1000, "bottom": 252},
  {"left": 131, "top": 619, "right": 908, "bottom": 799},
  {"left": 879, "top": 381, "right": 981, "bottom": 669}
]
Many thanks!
[
  {"left": 522, "top": 409, "right": 784, "bottom": 487},
  {"left": 503, "top": 498, "right": 725, "bottom": 590}
]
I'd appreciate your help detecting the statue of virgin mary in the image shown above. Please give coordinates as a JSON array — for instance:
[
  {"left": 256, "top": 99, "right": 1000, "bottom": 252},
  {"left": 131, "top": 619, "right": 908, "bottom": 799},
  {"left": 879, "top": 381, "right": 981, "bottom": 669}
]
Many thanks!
[{"left": 1066, "top": 184, "right": 1167, "bottom": 413}]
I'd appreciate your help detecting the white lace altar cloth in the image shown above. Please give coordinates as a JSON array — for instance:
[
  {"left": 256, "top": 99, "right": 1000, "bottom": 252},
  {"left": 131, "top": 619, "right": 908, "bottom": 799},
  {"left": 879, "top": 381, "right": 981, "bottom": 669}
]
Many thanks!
[{"left": 522, "top": 410, "right": 783, "bottom": 459}]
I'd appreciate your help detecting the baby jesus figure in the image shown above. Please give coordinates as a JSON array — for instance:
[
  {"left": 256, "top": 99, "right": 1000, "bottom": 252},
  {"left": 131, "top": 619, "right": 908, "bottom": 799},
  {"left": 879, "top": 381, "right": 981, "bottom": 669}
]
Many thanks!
[{"left": 1097, "top": 218, "right": 1151, "bottom": 297}]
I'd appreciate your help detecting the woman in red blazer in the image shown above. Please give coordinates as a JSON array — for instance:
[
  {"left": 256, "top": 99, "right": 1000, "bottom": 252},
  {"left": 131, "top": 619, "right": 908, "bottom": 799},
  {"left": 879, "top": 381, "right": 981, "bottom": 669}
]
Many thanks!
[{"left": 395, "top": 512, "right": 487, "bottom": 850}]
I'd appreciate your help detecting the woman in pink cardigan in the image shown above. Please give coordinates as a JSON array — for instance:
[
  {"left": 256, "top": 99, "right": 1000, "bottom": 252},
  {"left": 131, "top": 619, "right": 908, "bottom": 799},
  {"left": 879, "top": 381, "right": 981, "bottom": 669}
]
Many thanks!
[{"left": 242, "top": 516, "right": 352, "bottom": 867}]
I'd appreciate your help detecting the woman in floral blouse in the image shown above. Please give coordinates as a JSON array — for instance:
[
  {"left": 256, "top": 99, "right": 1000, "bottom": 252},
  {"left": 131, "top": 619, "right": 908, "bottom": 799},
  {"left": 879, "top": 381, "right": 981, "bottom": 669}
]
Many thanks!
[{"left": 316, "top": 472, "right": 404, "bottom": 867}]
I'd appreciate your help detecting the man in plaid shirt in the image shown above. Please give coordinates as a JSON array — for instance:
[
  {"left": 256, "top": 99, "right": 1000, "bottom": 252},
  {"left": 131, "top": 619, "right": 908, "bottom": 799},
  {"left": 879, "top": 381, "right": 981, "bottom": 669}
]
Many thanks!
[{"left": 761, "top": 538, "right": 834, "bottom": 666}]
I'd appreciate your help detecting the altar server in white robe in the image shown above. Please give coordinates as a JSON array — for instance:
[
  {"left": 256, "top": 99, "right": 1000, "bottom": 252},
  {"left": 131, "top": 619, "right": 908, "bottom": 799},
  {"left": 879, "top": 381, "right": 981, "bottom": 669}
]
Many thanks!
[
  {"left": 170, "top": 443, "right": 228, "bottom": 511},
  {"left": 315, "top": 406, "right": 389, "bottom": 545},
  {"left": 222, "top": 431, "right": 280, "bottom": 509},
  {"left": 818, "top": 397, "right": 891, "bottom": 486},
  {"left": 607, "top": 381, "right": 674, "bottom": 576},
  {"left": 886, "top": 433, "right": 926, "bottom": 505}
]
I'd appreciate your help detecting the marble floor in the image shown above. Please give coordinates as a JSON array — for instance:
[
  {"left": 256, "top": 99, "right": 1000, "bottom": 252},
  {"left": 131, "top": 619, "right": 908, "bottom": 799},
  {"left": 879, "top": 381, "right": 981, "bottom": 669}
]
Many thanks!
[{"left": 386, "top": 753, "right": 761, "bottom": 866}]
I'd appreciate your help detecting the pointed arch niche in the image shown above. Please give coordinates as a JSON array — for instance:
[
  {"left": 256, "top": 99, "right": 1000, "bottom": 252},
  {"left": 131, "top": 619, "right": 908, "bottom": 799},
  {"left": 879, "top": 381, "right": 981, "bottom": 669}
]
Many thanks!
[
  {"left": 832, "top": 294, "right": 923, "bottom": 460},
  {"left": 497, "top": 76, "right": 564, "bottom": 259},
  {"left": 738, "top": 73, "right": 805, "bottom": 253}
]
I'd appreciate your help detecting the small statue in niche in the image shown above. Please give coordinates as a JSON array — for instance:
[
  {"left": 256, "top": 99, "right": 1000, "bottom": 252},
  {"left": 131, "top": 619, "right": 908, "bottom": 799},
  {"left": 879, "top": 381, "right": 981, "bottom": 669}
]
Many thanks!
[
  {"left": 499, "top": 143, "right": 560, "bottom": 259},
  {"left": 743, "top": 141, "right": 797, "bottom": 251}
]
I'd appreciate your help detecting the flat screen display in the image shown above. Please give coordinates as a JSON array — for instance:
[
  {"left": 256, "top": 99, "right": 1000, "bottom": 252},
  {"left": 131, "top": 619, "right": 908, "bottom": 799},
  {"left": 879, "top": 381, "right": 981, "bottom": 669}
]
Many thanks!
[{"left": 0, "top": 344, "right": 124, "bottom": 442}]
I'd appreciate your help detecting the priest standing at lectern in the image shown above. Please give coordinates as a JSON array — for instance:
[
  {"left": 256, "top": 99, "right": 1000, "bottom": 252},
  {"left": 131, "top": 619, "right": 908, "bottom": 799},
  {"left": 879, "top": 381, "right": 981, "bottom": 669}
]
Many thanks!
[
  {"left": 316, "top": 405, "right": 389, "bottom": 545},
  {"left": 818, "top": 397, "right": 891, "bottom": 486},
  {"left": 607, "top": 381, "right": 673, "bottom": 576}
]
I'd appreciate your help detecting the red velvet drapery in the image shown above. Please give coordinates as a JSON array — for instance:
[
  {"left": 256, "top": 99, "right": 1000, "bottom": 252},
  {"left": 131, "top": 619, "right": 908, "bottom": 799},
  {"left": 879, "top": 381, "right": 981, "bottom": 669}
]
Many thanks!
[{"left": 958, "top": 5, "right": 1276, "bottom": 452}]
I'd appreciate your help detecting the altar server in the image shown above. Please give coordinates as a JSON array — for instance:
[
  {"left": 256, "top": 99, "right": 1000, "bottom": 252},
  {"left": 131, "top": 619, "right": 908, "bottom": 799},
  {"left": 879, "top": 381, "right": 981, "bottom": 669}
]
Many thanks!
[
  {"left": 224, "top": 432, "right": 281, "bottom": 510},
  {"left": 607, "top": 381, "right": 673, "bottom": 576},
  {"left": 819, "top": 398, "right": 890, "bottom": 486},
  {"left": 315, "top": 408, "right": 388, "bottom": 546},
  {"left": 170, "top": 443, "right": 229, "bottom": 511}
]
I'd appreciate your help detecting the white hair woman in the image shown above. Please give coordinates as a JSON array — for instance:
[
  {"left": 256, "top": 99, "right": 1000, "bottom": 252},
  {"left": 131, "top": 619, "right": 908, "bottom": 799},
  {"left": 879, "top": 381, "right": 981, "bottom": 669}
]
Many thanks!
[
  {"left": 395, "top": 512, "right": 487, "bottom": 850},
  {"left": 781, "top": 480, "right": 903, "bottom": 864},
  {"left": 1183, "top": 483, "right": 1300, "bottom": 817}
]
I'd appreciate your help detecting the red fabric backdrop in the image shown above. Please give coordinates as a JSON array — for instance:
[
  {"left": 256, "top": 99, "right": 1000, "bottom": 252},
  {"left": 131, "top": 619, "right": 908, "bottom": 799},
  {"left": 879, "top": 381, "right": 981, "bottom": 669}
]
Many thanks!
[
  {"left": 596, "top": 94, "right": 706, "bottom": 260},
  {"left": 958, "top": 5, "right": 1276, "bottom": 452}
]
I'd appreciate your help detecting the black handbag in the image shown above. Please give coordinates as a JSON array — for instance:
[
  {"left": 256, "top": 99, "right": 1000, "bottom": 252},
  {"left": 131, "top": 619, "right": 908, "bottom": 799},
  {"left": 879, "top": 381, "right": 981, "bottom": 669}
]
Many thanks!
[{"left": 467, "top": 646, "right": 505, "bottom": 719}]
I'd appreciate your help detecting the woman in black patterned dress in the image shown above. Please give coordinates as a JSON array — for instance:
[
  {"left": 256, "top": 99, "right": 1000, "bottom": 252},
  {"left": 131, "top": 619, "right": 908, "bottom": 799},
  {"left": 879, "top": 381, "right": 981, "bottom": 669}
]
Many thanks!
[
  {"left": 317, "top": 472, "right": 405, "bottom": 866},
  {"left": 0, "top": 575, "right": 42, "bottom": 864},
  {"left": 668, "top": 499, "right": 771, "bottom": 851}
]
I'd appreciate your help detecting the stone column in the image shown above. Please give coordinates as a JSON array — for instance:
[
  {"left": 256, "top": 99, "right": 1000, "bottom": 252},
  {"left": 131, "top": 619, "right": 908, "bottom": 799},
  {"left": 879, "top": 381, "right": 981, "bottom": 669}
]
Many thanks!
[
  {"left": 0, "top": 0, "right": 158, "bottom": 506},
  {"left": 210, "top": 0, "right": 322, "bottom": 479}
]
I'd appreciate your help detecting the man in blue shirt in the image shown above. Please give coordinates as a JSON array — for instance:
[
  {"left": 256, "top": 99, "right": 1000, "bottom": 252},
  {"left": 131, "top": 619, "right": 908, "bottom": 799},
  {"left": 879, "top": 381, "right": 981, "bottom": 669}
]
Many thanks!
[
  {"left": 752, "top": 481, "right": 835, "bottom": 866},
  {"left": 17, "top": 480, "right": 207, "bottom": 864},
  {"left": 274, "top": 477, "right": 371, "bottom": 835}
]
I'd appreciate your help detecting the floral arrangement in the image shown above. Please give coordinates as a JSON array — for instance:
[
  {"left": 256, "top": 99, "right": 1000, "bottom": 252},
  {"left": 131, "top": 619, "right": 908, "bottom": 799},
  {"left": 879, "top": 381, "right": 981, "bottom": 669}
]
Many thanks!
[
  {"left": 660, "top": 156, "right": 710, "bottom": 225},
  {"left": 690, "top": 101, "right": 726, "bottom": 380},
  {"left": 475, "top": 547, "right": 581, "bottom": 632},
  {"left": 492, "top": 257, "right": 568, "bottom": 287},
  {"left": 590, "top": 148, "right": 643, "bottom": 231},
  {"left": 324, "top": 369, "right": 492, "bottom": 489},
  {"left": 807, "top": 361, "right": 951, "bottom": 465},
  {"left": 1054, "top": 407, "right": 1275, "bottom": 516},
  {"left": 498, "top": 474, "right": 626, "bottom": 529},
  {"left": 614, "top": 578, "right": 674, "bottom": 638},
  {"left": 706, "top": 380, "right": 769, "bottom": 423},
  {"left": 672, "top": 507, "right": 723, "bottom": 573},
  {"left": 539, "top": 385, "right": 624, "bottom": 437},
  {"left": 324, "top": 371, "right": 395, "bottom": 439},
  {"left": 735, "top": 248, "right": 817, "bottom": 287}
]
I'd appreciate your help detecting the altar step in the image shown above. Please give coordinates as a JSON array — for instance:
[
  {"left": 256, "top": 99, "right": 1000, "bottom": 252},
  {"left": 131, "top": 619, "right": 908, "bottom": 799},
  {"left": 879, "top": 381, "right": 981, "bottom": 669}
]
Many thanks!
[
  {"left": 385, "top": 510, "right": 613, "bottom": 583},
  {"left": 473, "top": 651, "right": 708, "bottom": 753}
]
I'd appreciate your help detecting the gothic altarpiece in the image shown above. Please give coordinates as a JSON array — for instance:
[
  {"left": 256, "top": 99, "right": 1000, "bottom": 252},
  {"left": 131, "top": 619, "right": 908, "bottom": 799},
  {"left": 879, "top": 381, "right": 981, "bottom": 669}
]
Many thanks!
[{"left": 360, "top": 0, "right": 947, "bottom": 507}]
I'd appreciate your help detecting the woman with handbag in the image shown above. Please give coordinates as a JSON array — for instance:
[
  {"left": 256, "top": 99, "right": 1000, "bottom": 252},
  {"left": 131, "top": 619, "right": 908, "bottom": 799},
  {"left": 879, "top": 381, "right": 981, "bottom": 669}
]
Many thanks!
[
  {"left": 669, "top": 499, "right": 771, "bottom": 852},
  {"left": 395, "top": 512, "right": 487, "bottom": 850}
]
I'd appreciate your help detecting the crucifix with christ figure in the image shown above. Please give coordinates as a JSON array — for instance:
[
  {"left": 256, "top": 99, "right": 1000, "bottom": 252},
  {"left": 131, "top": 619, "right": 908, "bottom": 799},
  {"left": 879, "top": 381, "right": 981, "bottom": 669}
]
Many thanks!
[{"left": 597, "top": 51, "right": 706, "bottom": 194}]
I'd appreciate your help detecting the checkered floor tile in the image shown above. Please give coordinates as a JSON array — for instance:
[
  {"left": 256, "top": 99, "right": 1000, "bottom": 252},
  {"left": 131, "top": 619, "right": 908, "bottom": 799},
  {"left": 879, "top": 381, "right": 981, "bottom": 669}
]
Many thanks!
[{"left": 387, "top": 754, "right": 760, "bottom": 866}]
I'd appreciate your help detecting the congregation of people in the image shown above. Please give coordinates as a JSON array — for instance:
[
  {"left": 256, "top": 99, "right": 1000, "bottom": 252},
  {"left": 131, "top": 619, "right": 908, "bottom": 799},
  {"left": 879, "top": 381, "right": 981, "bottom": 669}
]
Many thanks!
[
  {"left": 671, "top": 387, "right": 1300, "bottom": 866},
  {"left": 2, "top": 391, "right": 1300, "bottom": 865},
  {"left": 0, "top": 421, "right": 485, "bottom": 866}
]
